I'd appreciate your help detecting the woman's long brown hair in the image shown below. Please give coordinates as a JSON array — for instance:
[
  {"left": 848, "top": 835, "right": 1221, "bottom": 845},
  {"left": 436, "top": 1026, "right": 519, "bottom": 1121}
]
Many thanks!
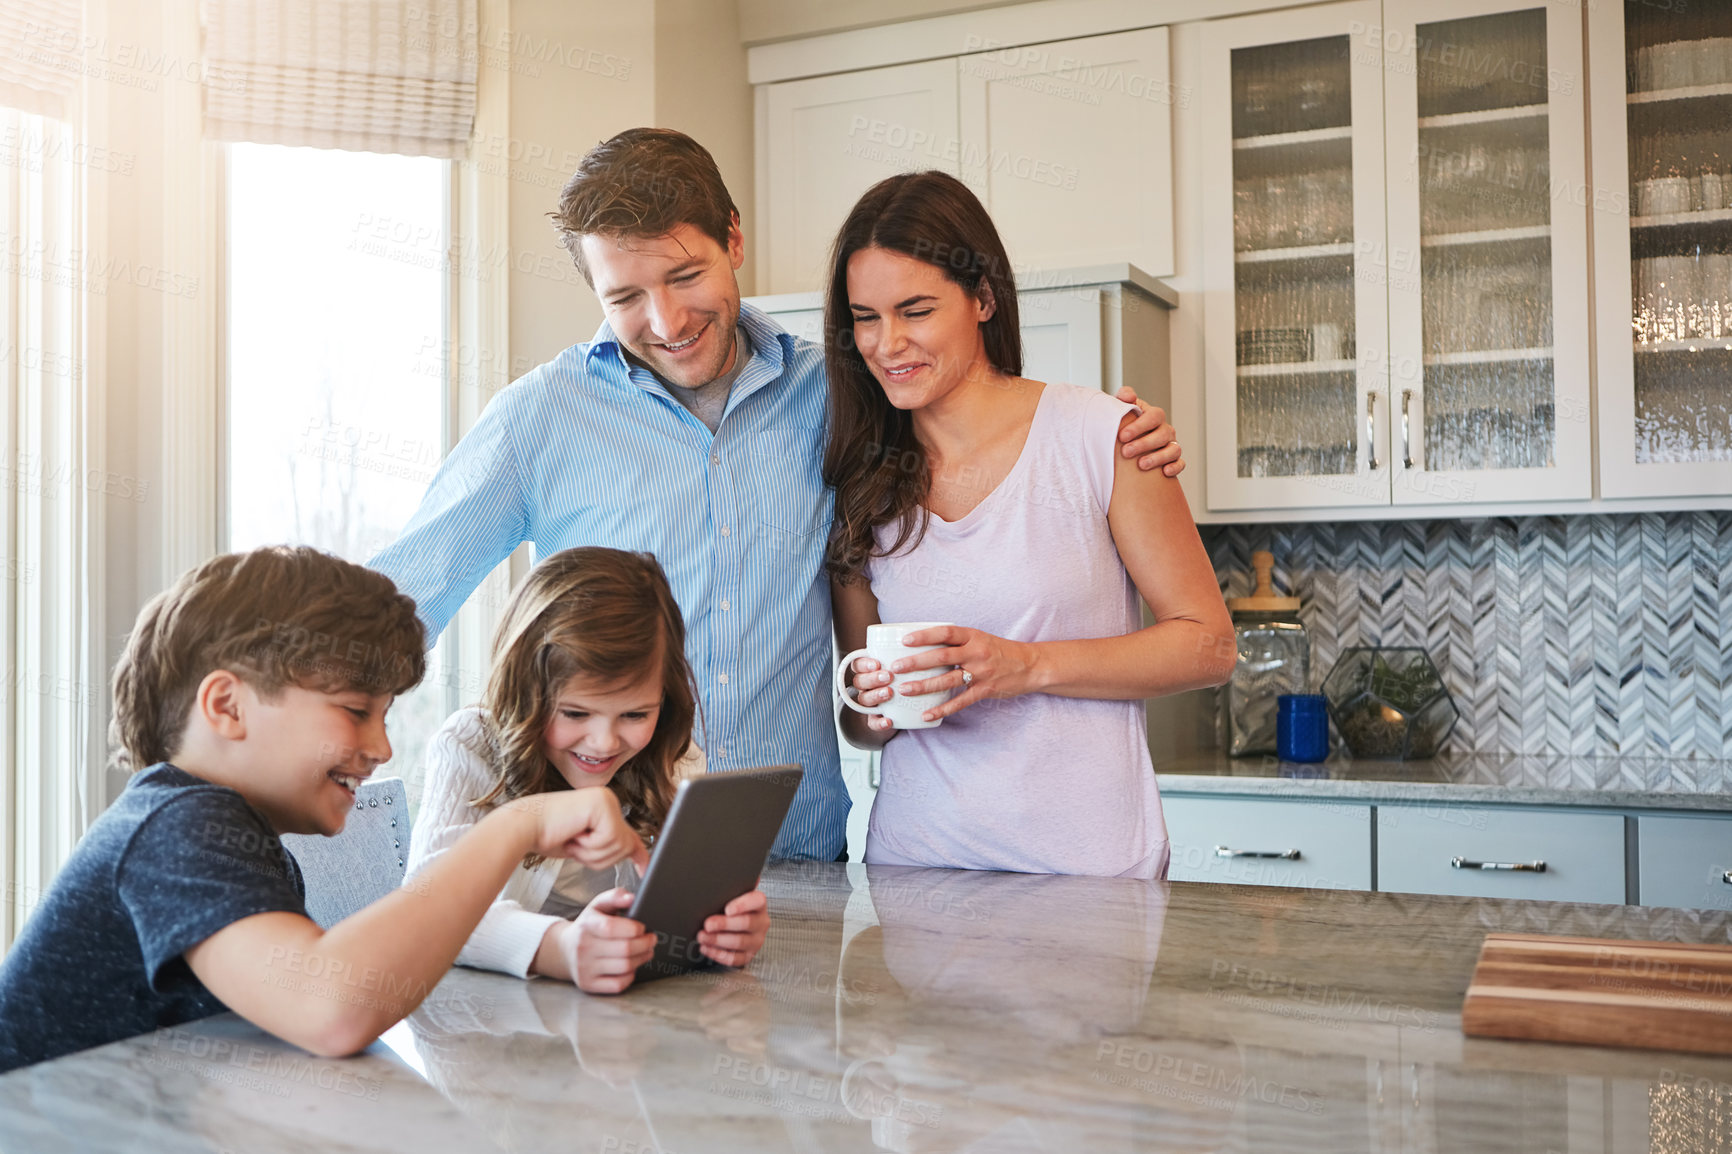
[
  {"left": 821, "top": 170, "right": 1023, "bottom": 582},
  {"left": 470, "top": 547, "right": 698, "bottom": 846}
]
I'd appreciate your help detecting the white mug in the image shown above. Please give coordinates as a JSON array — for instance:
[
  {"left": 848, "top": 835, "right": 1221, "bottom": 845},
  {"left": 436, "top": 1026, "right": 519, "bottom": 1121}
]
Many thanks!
[{"left": 835, "top": 621, "right": 955, "bottom": 730}]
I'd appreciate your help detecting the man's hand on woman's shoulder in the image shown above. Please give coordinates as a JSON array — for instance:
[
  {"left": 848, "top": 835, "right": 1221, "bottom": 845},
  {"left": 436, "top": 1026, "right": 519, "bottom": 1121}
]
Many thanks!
[{"left": 1114, "top": 386, "right": 1184, "bottom": 477}]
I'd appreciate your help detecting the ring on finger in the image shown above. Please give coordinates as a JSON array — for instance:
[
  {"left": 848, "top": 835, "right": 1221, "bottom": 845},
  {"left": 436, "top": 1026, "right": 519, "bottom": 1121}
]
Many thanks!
[{"left": 959, "top": 668, "right": 974, "bottom": 686}]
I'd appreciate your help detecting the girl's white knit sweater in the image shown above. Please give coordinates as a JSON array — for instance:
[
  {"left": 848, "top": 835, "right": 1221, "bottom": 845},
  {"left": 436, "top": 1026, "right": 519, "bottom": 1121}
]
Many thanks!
[{"left": 405, "top": 706, "right": 703, "bottom": 977}]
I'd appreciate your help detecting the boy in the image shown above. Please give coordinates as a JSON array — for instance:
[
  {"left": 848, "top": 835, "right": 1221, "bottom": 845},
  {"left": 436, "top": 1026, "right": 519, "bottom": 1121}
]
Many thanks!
[{"left": 0, "top": 546, "right": 645, "bottom": 1072}]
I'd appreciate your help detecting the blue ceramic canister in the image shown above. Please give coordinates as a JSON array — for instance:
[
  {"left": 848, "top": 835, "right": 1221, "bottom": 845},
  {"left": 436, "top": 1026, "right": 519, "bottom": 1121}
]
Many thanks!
[{"left": 1276, "top": 694, "right": 1329, "bottom": 763}]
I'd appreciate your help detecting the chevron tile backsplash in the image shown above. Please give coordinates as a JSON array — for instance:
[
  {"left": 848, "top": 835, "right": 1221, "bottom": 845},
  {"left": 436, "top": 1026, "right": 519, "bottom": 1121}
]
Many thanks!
[{"left": 1201, "top": 513, "right": 1732, "bottom": 760}]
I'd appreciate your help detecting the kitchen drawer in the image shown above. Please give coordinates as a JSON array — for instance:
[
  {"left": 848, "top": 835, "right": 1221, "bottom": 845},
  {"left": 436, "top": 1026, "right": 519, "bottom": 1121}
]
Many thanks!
[
  {"left": 1163, "top": 795, "right": 1372, "bottom": 891},
  {"left": 1376, "top": 805, "right": 1624, "bottom": 904},
  {"left": 1637, "top": 814, "right": 1732, "bottom": 911}
]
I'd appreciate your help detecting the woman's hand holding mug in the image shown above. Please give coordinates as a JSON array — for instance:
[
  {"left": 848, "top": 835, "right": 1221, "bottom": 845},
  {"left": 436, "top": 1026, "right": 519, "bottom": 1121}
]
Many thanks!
[
  {"left": 887, "top": 624, "right": 1040, "bottom": 722},
  {"left": 838, "top": 622, "right": 1039, "bottom": 729},
  {"left": 837, "top": 622, "right": 957, "bottom": 733}
]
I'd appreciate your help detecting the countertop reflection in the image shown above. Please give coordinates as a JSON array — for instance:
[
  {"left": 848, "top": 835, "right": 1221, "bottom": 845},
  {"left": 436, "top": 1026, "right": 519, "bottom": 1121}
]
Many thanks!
[{"left": 3, "top": 862, "right": 1730, "bottom": 1152}]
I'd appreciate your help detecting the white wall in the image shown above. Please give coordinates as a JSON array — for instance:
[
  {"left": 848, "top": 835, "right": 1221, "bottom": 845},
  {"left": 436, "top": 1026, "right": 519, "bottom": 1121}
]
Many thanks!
[
  {"left": 656, "top": 0, "right": 757, "bottom": 297},
  {"left": 96, "top": 0, "right": 215, "bottom": 803},
  {"left": 739, "top": 0, "right": 1010, "bottom": 45},
  {"left": 504, "top": 1, "right": 655, "bottom": 373},
  {"left": 504, "top": 0, "right": 757, "bottom": 375}
]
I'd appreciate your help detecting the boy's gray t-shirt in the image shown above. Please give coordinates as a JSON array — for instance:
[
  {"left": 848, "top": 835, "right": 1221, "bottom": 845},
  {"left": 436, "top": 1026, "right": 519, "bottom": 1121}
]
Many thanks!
[{"left": 0, "top": 764, "right": 307, "bottom": 1072}]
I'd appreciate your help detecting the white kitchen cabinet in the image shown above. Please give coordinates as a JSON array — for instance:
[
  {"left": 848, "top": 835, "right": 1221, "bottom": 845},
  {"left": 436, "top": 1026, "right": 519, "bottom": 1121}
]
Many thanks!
[
  {"left": 1199, "top": 0, "right": 1595, "bottom": 512},
  {"left": 1636, "top": 814, "right": 1732, "bottom": 912},
  {"left": 1200, "top": 1, "right": 1392, "bottom": 512},
  {"left": 1164, "top": 794, "right": 1374, "bottom": 890},
  {"left": 744, "top": 292, "right": 823, "bottom": 344},
  {"left": 761, "top": 60, "right": 960, "bottom": 296},
  {"left": 1160, "top": 789, "right": 1730, "bottom": 910},
  {"left": 1376, "top": 805, "right": 1626, "bottom": 904},
  {"left": 958, "top": 28, "right": 1173, "bottom": 277},
  {"left": 740, "top": 288, "right": 1106, "bottom": 392},
  {"left": 746, "top": 266, "right": 1174, "bottom": 403},
  {"left": 1382, "top": 0, "right": 1592, "bottom": 505},
  {"left": 757, "top": 31, "right": 1177, "bottom": 295},
  {"left": 1588, "top": 1, "right": 1732, "bottom": 499},
  {"left": 1018, "top": 287, "right": 1103, "bottom": 391}
]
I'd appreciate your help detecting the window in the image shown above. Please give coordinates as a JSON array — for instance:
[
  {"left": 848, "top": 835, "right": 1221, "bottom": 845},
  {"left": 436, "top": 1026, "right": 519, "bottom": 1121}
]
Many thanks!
[
  {"left": 0, "top": 100, "right": 96, "bottom": 944},
  {"left": 224, "top": 143, "right": 454, "bottom": 798}
]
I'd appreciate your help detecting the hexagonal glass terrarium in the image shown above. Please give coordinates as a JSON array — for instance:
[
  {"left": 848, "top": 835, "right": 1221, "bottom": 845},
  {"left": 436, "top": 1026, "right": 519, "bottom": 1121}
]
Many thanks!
[{"left": 1321, "top": 646, "right": 1459, "bottom": 760}]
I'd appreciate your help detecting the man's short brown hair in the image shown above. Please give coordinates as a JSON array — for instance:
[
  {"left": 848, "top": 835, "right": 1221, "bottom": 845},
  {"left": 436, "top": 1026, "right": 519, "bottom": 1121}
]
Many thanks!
[
  {"left": 549, "top": 128, "right": 739, "bottom": 285},
  {"left": 110, "top": 546, "right": 427, "bottom": 771}
]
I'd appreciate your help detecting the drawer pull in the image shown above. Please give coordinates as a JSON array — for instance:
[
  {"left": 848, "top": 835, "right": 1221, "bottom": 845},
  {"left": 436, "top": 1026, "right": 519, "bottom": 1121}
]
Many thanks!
[
  {"left": 1216, "top": 846, "right": 1301, "bottom": 860},
  {"left": 1452, "top": 856, "right": 1546, "bottom": 873}
]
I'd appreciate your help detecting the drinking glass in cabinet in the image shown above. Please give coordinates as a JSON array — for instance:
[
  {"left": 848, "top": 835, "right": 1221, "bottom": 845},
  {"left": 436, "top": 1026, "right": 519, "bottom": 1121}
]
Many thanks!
[{"left": 1633, "top": 37, "right": 1732, "bottom": 93}]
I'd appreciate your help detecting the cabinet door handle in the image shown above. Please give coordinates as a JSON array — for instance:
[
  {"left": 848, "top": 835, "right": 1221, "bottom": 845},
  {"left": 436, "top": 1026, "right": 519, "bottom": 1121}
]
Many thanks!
[
  {"left": 1452, "top": 856, "right": 1546, "bottom": 873},
  {"left": 1401, "top": 388, "right": 1415, "bottom": 470},
  {"left": 1366, "top": 392, "right": 1380, "bottom": 471},
  {"left": 1216, "top": 845, "right": 1301, "bottom": 860}
]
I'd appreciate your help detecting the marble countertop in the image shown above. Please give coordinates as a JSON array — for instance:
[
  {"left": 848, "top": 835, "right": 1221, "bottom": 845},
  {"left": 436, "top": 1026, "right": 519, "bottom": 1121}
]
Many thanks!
[
  {"left": 4, "top": 860, "right": 1732, "bottom": 1152},
  {"left": 1158, "top": 750, "right": 1732, "bottom": 811}
]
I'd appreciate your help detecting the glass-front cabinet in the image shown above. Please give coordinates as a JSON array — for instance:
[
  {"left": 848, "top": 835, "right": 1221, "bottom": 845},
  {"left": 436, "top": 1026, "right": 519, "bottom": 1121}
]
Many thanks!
[
  {"left": 1590, "top": 0, "right": 1732, "bottom": 498},
  {"left": 1384, "top": 0, "right": 1591, "bottom": 505},
  {"left": 1202, "top": 0, "right": 1593, "bottom": 511},
  {"left": 1202, "top": 2, "right": 1389, "bottom": 511}
]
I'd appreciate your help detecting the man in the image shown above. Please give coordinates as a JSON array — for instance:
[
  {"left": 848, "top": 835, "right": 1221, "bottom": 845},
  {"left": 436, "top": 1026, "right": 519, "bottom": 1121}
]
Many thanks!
[{"left": 371, "top": 128, "right": 1184, "bottom": 860}]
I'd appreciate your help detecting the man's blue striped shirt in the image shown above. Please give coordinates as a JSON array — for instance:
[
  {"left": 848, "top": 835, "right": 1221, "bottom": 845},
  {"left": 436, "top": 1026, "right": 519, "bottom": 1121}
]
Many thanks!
[{"left": 370, "top": 304, "right": 847, "bottom": 859}]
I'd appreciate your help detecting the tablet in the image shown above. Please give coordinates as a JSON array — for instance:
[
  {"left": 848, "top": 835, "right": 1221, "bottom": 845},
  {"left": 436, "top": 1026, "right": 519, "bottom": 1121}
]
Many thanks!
[{"left": 626, "top": 763, "right": 804, "bottom": 982}]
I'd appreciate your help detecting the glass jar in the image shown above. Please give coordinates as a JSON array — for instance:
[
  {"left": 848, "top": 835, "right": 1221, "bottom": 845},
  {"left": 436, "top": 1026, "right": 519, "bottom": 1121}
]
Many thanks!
[{"left": 1225, "top": 551, "right": 1311, "bottom": 756}]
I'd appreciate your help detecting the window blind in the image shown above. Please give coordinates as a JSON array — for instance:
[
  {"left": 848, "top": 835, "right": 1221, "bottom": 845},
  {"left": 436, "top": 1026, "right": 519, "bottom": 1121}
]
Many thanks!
[
  {"left": 201, "top": 0, "right": 478, "bottom": 159},
  {"left": 0, "top": 0, "right": 82, "bottom": 120}
]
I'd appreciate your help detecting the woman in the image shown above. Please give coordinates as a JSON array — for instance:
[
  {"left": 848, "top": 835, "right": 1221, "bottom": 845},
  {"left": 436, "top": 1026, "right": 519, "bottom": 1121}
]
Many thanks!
[{"left": 826, "top": 170, "right": 1236, "bottom": 879}]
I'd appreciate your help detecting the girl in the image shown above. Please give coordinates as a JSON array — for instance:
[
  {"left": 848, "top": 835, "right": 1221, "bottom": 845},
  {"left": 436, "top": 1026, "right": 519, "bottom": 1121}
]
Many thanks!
[
  {"left": 408, "top": 546, "right": 770, "bottom": 994},
  {"left": 826, "top": 171, "right": 1237, "bottom": 879}
]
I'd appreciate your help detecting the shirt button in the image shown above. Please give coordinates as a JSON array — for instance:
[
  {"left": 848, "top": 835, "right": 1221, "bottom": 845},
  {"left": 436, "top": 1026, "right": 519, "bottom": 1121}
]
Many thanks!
[
  {"left": 711, "top": 453, "right": 721, "bottom": 464},
  {"left": 720, "top": 525, "right": 730, "bottom": 537},
  {"left": 720, "top": 599, "right": 730, "bottom": 612},
  {"left": 717, "top": 672, "right": 729, "bottom": 685},
  {"left": 717, "top": 747, "right": 727, "bottom": 760}
]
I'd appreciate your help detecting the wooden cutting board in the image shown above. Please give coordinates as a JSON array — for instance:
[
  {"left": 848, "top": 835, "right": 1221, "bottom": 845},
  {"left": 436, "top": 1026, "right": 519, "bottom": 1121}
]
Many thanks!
[{"left": 1462, "top": 932, "right": 1732, "bottom": 1055}]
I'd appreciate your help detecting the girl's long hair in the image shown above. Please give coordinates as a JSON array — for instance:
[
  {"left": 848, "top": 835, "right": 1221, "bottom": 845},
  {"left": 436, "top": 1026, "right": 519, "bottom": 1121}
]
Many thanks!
[
  {"left": 820, "top": 170, "right": 1022, "bottom": 583},
  {"left": 470, "top": 547, "right": 698, "bottom": 844}
]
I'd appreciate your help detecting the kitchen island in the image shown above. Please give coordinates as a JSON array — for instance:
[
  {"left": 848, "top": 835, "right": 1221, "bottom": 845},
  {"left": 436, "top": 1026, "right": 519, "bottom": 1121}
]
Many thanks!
[{"left": 1, "top": 861, "right": 1728, "bottom": 1152}]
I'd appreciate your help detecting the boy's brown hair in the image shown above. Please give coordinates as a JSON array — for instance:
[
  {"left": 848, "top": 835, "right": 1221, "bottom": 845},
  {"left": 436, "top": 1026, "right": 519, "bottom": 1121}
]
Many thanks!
[
  {"left": 549, "top": 128, "right": 739, "bottom": 285},
  {"left": 110, "top": 546, "right": 426, "bottom": 771}
]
